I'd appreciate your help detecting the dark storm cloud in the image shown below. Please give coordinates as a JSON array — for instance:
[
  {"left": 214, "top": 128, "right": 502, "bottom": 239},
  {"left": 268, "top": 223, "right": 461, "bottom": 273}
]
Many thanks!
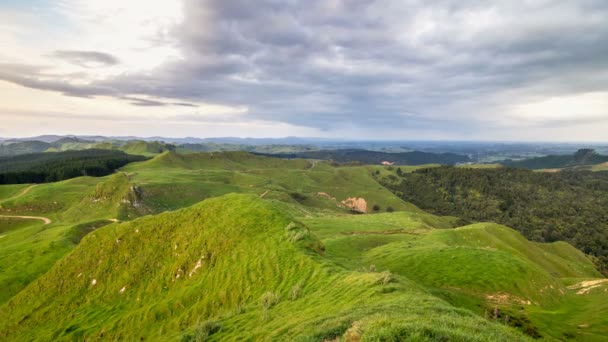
[
  {"left": 51, "top": 50, "right": 120, "bottom": 67},
  {"left": 3, "top": 0, "right": 608, "bottom": 133}
]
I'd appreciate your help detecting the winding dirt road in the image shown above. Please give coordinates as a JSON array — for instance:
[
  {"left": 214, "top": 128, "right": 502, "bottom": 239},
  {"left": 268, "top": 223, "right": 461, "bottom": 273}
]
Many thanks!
[
  {"left": 0, "top": 215, "right": 52, "bottom": 225},
  {"left": 0, "top": 185, "right": 51, "bottom": 225}
]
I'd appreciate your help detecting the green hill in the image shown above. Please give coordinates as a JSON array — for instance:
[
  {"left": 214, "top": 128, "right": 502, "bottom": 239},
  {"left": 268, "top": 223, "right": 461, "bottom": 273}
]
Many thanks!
[
  {"left": 0, "top": 194, "right": 529, "bottom": 341},
  {"left": 382, "top": 166, "right": 608, "bottom": 275},
  {"left": 304, "top": 215, "right": 606, "bottom": 340},
  {"left": 0, "top": 141, "right": 51, "bottom": 156},
  {"left": 120, "top": 140, "right": 177, "bottom": 156},
  {"left": 1, "top": 152, "right": 607, "bottom": 340},
  {"left": 119, "top": 151, "right": 421, "bottom": 215},
  {"left": 0, "top": 174, "right": 132, "bottom": 303},
  {"left": 0, "top": 152, "right": 419, "bottom": 305}
]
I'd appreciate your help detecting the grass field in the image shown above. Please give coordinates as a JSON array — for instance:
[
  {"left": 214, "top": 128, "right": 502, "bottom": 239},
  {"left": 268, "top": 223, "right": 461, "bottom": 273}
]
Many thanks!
[
  {"left": 0, "top": 151, "right": 606, "bottom": 340},
  {"left": 0, "top": 194, "right": 531, "bottom": 341}
]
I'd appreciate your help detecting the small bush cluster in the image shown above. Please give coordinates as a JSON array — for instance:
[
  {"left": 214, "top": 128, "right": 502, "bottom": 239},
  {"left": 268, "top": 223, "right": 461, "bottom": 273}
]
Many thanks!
[
  {"left": 180, "top": 320, "right": 222, "bottom": 342},
  {"left": 285, "top": 222, "right": 310, "bottom": 242},
  {"left": 377, "top": 271, "right": 395, "bottom": 285},
  {"left": 284, "top": 222, "right": 326, "bottom": 254},
  {"left": 289, "top": 283, "right": 302, "bottom": 300},
  {"left": 260, "top": 291, "right": 280, "bottom": 310},
  {"left": 290, "top": 192, "right": 308, "bottom": 203}
]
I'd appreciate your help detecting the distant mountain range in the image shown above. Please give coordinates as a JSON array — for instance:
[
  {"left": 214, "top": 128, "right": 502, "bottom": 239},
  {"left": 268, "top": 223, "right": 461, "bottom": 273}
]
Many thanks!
[
  {"left": 3, "top": 136, "right": 608, "bottom": 168},
  {"left": 502, "top": 149, "right": 608, "bottom": 170},
  {"left": 0, "top": 139, "right": 471, "bottom": 166},
  {"left": 0, "top": 135, "right": 335, "bottom": 145}
]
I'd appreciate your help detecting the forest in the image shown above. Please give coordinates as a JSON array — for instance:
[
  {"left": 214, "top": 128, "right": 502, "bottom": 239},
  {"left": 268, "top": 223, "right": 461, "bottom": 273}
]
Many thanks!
[
  {"left": 382, "top": 166, "right": 608, "bottom": 274},
  {"left": 0, "top": 149, "right": 147, "bottom": 184}
]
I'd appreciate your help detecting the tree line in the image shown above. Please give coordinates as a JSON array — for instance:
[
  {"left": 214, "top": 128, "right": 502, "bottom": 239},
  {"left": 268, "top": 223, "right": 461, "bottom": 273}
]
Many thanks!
[{"left": 0, "top": 149, "right": 148, "bottom": 184}]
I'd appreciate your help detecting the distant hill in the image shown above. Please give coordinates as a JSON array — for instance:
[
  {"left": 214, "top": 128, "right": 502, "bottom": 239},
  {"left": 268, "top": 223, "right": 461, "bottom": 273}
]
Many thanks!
[
  {"left": 119, "top": 140, "right": 176, "bottom": 156},
  {"left": 502, "top": 149, "right": 608, "bottom": 170},
  {"left": 51, "top": 137, "right": 94, "bottom": 146},
  {"left": 179, "top": 142, "right": 320, "bottom": 154},
  {"left": 256, "top": 149, "right": 470, "bottom": 165},
  {"left": 0, "top": 141, "right": 52, "bottom": 156}
]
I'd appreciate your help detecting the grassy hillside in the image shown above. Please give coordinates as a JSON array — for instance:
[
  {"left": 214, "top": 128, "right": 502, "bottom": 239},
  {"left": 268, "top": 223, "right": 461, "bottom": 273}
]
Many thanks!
[
  {"left": 304, "top": 215, "right": 606, "bottom": 340},
  {"left": 0, "top": 152, "right": 418, "bottom": 305},
  {"left": 120, "top": 152, "right": 421, "bottom": 216},
  {"left": 0, "top": 194, "right": 529, "bottom": 341},
  {"left": 0, "top": 175, "right": 130, "bottom": 303},
  {"left": 120, "top": 140, "right": 177, "bottom": 156},
  {"left": 1, "top": 152, "right": 606, "bottom": 340}
]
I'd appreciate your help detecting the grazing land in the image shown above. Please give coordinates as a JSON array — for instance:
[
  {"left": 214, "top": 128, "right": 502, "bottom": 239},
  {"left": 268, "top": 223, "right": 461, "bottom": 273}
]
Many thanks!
[{"left": 0, "top": 151, "right": 606, "bottom": 340}]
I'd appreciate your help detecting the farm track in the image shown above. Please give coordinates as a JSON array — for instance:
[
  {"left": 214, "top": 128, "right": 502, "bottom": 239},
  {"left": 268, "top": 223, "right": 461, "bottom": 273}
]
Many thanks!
[
  {"left": 0, "top": 215, "right": 52, "bottom": 225},
  {"left": 0, "top": 185, "right": 38, "bottom": 209}
]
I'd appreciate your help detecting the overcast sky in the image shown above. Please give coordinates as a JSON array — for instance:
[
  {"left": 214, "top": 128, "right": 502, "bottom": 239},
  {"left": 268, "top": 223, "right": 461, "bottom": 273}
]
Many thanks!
[{"left": 1, "top": 0, "right": 607, "bottom": 141}]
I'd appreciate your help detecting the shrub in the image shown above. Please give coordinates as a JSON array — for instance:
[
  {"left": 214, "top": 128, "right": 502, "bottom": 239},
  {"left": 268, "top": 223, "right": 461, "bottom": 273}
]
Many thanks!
[
  {"left": 372, "top": 204, "right": 381, "bottom": 212},
  {"left": 181, "top": 320, "right": 222, "bottom": 342},
  {"left": 260, "top": 291, "right": 280, "bottom": 310},
  {"left": 386, "top": 206, "right": 395, "bottom": 213},
  {"left": 290, "top": 192, "right": 308, "bottom": 202},
  {"left": 377, "top": 271, "right": 395, "bottom": 285},
  {"left": 360, "top": 264, "right": 377, "bottom": 272},
  {"left": 289, "top": 283, "right": 302, "bottom": 300}
]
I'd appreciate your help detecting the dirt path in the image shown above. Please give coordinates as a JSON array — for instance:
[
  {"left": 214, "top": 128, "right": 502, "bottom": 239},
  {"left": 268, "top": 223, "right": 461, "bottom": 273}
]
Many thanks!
[
  {"left": 260, "top": 190, "right": 270, "bottom": 198},
  {"left": 309, "top": 161, "right": 317, "bottom": 171},
  {"left": 0, "top": 185, "right": 38, "bottom": 209},
  {"left": 0, "top": 215, "right": 52, "bottom": 225},
  {"left": 567, "top": 279, "right": 608, "bottom": 295}
]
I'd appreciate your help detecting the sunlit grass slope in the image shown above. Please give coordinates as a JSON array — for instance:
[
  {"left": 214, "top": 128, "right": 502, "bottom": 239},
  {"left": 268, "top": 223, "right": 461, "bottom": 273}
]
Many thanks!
[
  {"left": 0, "top": 152, "right": 419, "bottom": 305},
  {"left": 0, "top": 175, "right": 130, "bottom": 303},
  {"left": 121, "top": 151, "right": 421, "bottom": 215},
  {"left": 0, "top": 194, "right": 528, "bottom": 341},
  {"left": 1, "top": 152, "right": 606, "bottom": 340},
  {"left": 304, "top": 214, "right": 606, "bottom": 340}
]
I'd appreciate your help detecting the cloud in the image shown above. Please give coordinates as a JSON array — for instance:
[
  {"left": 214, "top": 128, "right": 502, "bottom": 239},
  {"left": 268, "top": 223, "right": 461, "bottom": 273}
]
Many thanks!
[
  {"left": 51, "top": 50, "right": 119, "bottom": 67},
  {"left": 1, "top": 0, "right": 608, "bottom": 140}
]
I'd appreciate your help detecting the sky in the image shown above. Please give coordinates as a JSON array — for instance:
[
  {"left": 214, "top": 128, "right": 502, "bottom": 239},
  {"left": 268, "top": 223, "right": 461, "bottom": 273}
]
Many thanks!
[{"left": 0, "top": 0, "right": 607, "bottom": 141}]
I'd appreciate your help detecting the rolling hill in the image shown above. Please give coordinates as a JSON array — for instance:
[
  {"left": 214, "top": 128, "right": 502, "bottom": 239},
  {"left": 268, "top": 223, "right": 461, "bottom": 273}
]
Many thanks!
[
  {"left": 0, "top": 141, "right": 52, "bottom": 156},
  {"left": 0, "top": 194, "right": 532, "bottom": 341},
  {"left": 0, "top": 151, "right": 606, "bottom": 340},
  {"left": 380, "top": 166, "right": 608, "bottom": 275}
]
